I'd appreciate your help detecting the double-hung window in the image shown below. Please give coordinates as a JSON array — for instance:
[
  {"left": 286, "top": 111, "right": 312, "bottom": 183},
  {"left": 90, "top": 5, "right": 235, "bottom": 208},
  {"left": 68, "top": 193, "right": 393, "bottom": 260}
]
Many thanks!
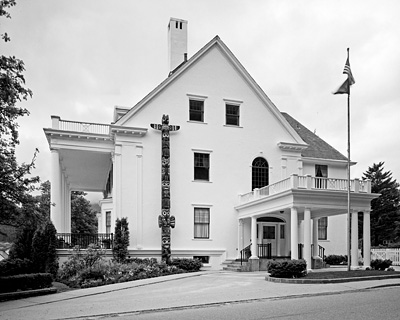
[
  {"left": 318, "top": 217, "right": 328, "bottom": 240},
  {"left": 226, "top": 104, "right": 240, "bottom": 126},
  {"left": 194, "top": 208, "right": 210, "bottom": 239},
  {"left": 189, "top": 99, "right": 204, "bottom": 122},
  {"left": 194, "top": 152, "right": 210, "bottom": 181},
  {"left": 106, "top": 211, "right": 111, "bottom": 234}
]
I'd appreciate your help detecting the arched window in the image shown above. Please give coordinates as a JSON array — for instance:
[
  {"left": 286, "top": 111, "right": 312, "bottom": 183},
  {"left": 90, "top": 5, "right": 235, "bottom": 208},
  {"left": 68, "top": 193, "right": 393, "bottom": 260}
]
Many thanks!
[{"left": 252, "top": 157, "right": 269, "bottom": 190}]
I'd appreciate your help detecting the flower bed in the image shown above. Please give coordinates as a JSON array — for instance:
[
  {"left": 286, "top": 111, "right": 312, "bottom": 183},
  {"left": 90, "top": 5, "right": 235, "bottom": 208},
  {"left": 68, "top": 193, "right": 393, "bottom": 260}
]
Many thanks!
[{"left": 57, "top": 245, "right": 202, "bottom": 289}]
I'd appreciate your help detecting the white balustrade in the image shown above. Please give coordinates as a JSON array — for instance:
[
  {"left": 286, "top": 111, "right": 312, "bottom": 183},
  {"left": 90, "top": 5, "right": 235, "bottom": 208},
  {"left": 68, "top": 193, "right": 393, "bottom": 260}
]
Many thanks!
[
  {"left": 238, "top": 174, "right": 371, "bottom": 205},
  {"left": 58, "top": 119, "right": 110, "bottom": 135}
]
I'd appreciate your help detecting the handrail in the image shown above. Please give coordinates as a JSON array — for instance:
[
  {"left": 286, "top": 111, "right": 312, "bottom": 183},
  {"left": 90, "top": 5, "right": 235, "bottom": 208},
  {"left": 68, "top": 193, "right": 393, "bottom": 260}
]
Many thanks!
[
  {"left": 56, "top": 233, "right": 114, "bottom": 249},
  {"left": 311, "top": 244, "right": 325, "bottom": 261},
  {"left": 240, "top": 244, "right": 252, "bottom": 265},
  {"left": 258, "top": 243, "right": 272, "bottom": 259}
]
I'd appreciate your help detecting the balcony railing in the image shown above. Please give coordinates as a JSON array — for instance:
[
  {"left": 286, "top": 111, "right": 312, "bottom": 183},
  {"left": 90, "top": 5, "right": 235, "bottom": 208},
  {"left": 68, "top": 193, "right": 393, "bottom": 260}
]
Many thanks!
[
  {"left": 56, "top": 233, "right": 114, "bottom": 249},
  {"left": 238, "top": 174, "right": 371, "bottom": 205},
  {"left": 51, "top": 116, "right": 111, "bottom": 135}
]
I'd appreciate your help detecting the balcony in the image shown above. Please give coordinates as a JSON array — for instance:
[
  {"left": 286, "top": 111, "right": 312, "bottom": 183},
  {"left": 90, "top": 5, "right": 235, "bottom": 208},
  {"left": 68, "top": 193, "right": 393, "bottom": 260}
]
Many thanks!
[
  {"left": 238, "top": 174, "right": 371, "bottom": 205},
  {"left": 51, "top": 116, "right": 111, "bottom": 135}
]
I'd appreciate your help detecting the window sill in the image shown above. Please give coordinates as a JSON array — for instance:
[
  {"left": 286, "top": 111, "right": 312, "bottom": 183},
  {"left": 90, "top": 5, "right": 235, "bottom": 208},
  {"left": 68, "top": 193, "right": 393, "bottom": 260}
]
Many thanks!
[
  {"left": 187, "top": 121, "right": 208, "bottom": 125},
  {"left": 192, "top": 238, "right": 213, "bottom": 241},
  {"left": 192, "top": 180, "right": 212, "bottom": 183},
  {"left": 318, "top": 240, "right": 330, "bottom": 242},
  {"left": 223, "top": 124, "right": 243, "bottom": 128}
]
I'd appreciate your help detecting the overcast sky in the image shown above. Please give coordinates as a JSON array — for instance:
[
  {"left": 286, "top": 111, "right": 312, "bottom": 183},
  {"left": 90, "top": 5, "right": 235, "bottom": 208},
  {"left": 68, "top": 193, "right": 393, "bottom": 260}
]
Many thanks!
[{"left": 2, "top": 0, "right": 400, "bottom": 201}]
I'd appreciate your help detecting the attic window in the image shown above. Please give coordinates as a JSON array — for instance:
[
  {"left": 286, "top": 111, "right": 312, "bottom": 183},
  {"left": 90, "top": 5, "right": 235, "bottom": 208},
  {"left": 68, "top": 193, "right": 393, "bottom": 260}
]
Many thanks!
[
  {"left": 176, "top": 21, "right": 178, "bottom": 28},
  {"left": 180, "top": 22, "right": 182, "bottom": 29}
]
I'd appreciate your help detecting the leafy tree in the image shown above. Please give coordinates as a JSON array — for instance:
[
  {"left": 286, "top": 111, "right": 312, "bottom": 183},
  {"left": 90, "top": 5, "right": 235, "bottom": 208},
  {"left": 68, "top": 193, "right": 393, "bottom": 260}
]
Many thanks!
[
  {"left": 113, "top": 217, "right": 129, "bottom": 263},
  {"left": 363, "top": 162, "right": 400, "bottom": 246},
  {"left": 71, "top": 191, "right": 98, "bottom": 234},
  {"left": 0, "top": 0, "right": 39, "bottom": 223}
]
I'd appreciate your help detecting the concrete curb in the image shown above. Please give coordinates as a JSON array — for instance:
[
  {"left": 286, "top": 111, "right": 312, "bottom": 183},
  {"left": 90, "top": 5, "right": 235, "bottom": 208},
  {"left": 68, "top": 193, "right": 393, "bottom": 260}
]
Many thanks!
[
  {"left": 265, "top": 274, "right": 400, "bottom": 284},
  {"left": 0, "top": 287, "right": 57, "bottom": 302}
]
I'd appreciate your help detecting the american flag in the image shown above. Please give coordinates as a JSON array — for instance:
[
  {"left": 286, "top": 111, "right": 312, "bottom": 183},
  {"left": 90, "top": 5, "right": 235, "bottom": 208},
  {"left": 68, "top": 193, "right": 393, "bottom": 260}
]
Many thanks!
[{"left": 343, "top": 57, "right": 355, "bottom": 85}]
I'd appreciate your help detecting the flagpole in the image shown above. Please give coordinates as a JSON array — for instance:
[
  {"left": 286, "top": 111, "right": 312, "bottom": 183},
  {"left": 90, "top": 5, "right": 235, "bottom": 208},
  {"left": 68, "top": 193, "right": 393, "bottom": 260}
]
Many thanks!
[{"left": 346, "top": 48, "right": 351, "bottom": 271}]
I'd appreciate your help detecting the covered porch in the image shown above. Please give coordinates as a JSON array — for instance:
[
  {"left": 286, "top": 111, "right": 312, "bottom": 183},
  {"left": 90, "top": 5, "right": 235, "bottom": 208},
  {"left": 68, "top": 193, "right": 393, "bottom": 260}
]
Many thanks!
[{"left": 235, "top": 174, "right": 379, "bottom": 271}]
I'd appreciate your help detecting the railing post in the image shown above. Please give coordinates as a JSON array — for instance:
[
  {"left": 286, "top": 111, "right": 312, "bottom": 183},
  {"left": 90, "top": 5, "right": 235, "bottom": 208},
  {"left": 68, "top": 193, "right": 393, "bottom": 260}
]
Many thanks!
[
  {"left": 306, "top": 175, "right": 312, "bottom": 189},
  {"left": 354, "top": 178, "right": 360, "bottom": 193},
  {"left": 254, "top": 188, "right": 260, "bottom": 199},
  {"left": 291, "top": 174, "right": 299, "bottom": 189},
  {"left": 366, "top": 179, "right": 371, "bottom": 193},
  {"left": 51, "top": 115, "right": 60, "bottom": 129}
]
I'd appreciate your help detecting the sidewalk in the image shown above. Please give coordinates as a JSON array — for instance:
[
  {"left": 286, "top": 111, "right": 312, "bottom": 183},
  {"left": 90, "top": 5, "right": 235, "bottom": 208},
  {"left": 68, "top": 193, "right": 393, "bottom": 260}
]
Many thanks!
[{"left": 1, "top": 270, "right": 400, "bottom": 320}]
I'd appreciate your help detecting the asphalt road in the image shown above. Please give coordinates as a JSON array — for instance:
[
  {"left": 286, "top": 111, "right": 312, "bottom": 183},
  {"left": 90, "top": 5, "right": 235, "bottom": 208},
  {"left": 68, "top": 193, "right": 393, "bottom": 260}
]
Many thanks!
[
  {"left": 2, "top": 271, "right": 400, "bottom": 320},
  {"left": 106, "top": 286, "right": 400, "bottom": 320}
]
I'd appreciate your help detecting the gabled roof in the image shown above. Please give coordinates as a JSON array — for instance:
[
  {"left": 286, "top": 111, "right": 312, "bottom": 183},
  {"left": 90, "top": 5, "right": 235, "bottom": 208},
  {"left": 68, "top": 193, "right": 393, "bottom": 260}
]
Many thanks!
[
  {"left": 115, "top": 36, "right": 304, "bottom": 145},
  {"left": 281, "top": 112, "right": 348, "bottom": 161}
]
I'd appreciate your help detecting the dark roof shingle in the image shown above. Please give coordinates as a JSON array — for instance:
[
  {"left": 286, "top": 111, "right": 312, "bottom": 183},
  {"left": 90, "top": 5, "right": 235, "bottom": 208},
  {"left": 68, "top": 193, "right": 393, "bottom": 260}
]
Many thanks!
[{"left": 281, "top": 112, "right": 347, "bottom": 161}]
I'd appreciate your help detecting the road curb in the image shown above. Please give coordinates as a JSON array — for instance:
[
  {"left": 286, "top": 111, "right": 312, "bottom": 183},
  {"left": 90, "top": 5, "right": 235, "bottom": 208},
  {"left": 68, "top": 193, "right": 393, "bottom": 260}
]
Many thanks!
[
  {"left": 0, "top": 287, "right": 57, "bottom": 302},
  {"left": 265, "top": 274, "right": 400, "bottom": 284}
]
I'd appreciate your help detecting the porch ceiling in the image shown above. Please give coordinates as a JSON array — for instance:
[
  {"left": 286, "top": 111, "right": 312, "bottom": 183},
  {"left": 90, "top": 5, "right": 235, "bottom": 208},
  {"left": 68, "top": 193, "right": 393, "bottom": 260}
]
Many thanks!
[
  {"left": 235, "top": 189, "right": 379, "bottom": 220},
  {"left": 59, "top": 149, "right": 112, "bottom": 192}
]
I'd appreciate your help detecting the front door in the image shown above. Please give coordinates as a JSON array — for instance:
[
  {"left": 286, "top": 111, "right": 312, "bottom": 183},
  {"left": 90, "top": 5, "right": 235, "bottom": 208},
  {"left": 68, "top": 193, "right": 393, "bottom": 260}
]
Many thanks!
[{"left": 263, "top": 225, "right": 276, "bottom": 256}]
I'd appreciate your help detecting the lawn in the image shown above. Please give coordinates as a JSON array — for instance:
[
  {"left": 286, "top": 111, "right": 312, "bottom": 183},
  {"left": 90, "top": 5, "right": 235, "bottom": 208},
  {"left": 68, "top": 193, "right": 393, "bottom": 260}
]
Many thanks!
[{"left": 305, "top": 270, "right": 400, "bottom": 279}]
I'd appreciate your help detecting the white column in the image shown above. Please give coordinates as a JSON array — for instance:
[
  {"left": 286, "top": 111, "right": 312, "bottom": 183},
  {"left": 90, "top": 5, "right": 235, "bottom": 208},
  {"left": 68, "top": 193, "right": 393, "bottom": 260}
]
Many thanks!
[
  {"left": 250, "top": 216, "right": 259, "bottom": 260},
  {"left": 363, "top": 211, "right": 371, "bottom": 267},
  {"left": 136, "top": 145, "right": 143, "bottom": 249},
  {"left": 276, "top": 223, "right": 281, "bottom": 256},
  {"left": 237, "top": 219, "right": 244, "bottom": 259},
  {"left": 312, "top": 218, "right": 319, "bottom": 257},
  {"left": 113, "top": 145, "right": 122, "bottom": 220},
  {"left": 97, "top": 213, "right": 102, "bottom": 233},
  {"left": 66, "top": 186, "right": 71, "bottom": 233},
  {"left": 351, "top": 210, "right": 359, "bottom": 268},
  {"left": 291, "top": 207, "right": 298, "bottom": 259},
  {"left": 304, "top": 208, "right": 312, "bottom": 268},
  {"left": 50, "top": 149, "right": 62, "bottom": 233}
]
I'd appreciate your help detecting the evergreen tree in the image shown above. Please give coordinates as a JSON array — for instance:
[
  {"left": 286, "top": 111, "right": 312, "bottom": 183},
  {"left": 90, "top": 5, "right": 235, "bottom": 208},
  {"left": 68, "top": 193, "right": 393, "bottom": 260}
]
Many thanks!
[
  {"left": 31, "top": 220, "right": 58, "bottom": 276},
  {"left": 363, "top": 162, "right": 400, "bottom": 246},
  {"left": 112, "top": 217, "right": 129, "bottom": 262}
]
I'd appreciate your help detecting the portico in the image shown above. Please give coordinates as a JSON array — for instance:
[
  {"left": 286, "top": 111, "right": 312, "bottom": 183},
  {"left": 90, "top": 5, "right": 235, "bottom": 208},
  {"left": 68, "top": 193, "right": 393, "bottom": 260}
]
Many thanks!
[{"left": 235, "top": 174, "right": 379, "bottom": 270}]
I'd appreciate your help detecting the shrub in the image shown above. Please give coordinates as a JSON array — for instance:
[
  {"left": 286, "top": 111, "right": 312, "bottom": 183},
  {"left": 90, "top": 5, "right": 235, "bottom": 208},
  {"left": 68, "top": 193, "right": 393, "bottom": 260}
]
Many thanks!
[
  {"left": 0, "top": 273, "right": 53, "bottom": 293},
  {"left": 113, "top": 218, "right": 130, "bottom": 263},
  {"left": 170, "top": 258, "right": 203, "bottom": 272},
  {"left": 0, "top": 258, "right": 33, "bottom": 276},
  {"left": 58, "top": 244, "right": 105, "bottom": 282},
  {"left": 266, "top": 259, "right": 307, "bottom": 278},
  {"left": 370, "top": 259, "right": 392, "bottom": 270},
  {"left": 324, "top": 255, "right": 348, "bottom": 265},
  {"left": 31, "top": 221, "right": 59, "bottom": 277}
]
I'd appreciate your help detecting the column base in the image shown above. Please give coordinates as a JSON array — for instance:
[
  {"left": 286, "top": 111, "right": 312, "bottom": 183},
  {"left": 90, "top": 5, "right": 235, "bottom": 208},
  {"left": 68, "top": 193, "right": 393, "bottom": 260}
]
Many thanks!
[{"left": 249, "top": 257, "right": 260, "bottom": 272}]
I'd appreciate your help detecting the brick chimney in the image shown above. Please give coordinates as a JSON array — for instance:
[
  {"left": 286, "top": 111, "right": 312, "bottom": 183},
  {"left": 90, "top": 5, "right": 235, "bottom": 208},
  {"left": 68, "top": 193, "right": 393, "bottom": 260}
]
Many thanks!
[{"left": 168, "top": 18, "right": 188, "bottom": 73}]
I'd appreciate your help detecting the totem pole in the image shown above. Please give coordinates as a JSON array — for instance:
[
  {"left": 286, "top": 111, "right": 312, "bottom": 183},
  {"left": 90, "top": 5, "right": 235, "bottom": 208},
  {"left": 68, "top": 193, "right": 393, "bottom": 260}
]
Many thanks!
[{"left": 150, "top": 115, "right": 180, "bottom": 263}]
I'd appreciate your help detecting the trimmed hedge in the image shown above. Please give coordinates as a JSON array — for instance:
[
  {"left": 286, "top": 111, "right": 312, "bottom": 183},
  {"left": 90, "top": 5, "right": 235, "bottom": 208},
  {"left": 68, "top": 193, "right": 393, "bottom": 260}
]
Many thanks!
[
  {"left": 0, "top": 273, "right": 53, "bottom": 293},
  {"left": 266, "top": 259, "right": 307, "bottom": 278},
  {"left": 370, "top": 259, "right": 392, "bottom": 270},
  {"left": 170, "top": 258, "right": 203, "bottom": 272},
  {"left": 324, "top": 255, "right": 348, "bottom": 265},
  {"left": 0, "top": 258, "right": 34, "bottom": 277}
]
